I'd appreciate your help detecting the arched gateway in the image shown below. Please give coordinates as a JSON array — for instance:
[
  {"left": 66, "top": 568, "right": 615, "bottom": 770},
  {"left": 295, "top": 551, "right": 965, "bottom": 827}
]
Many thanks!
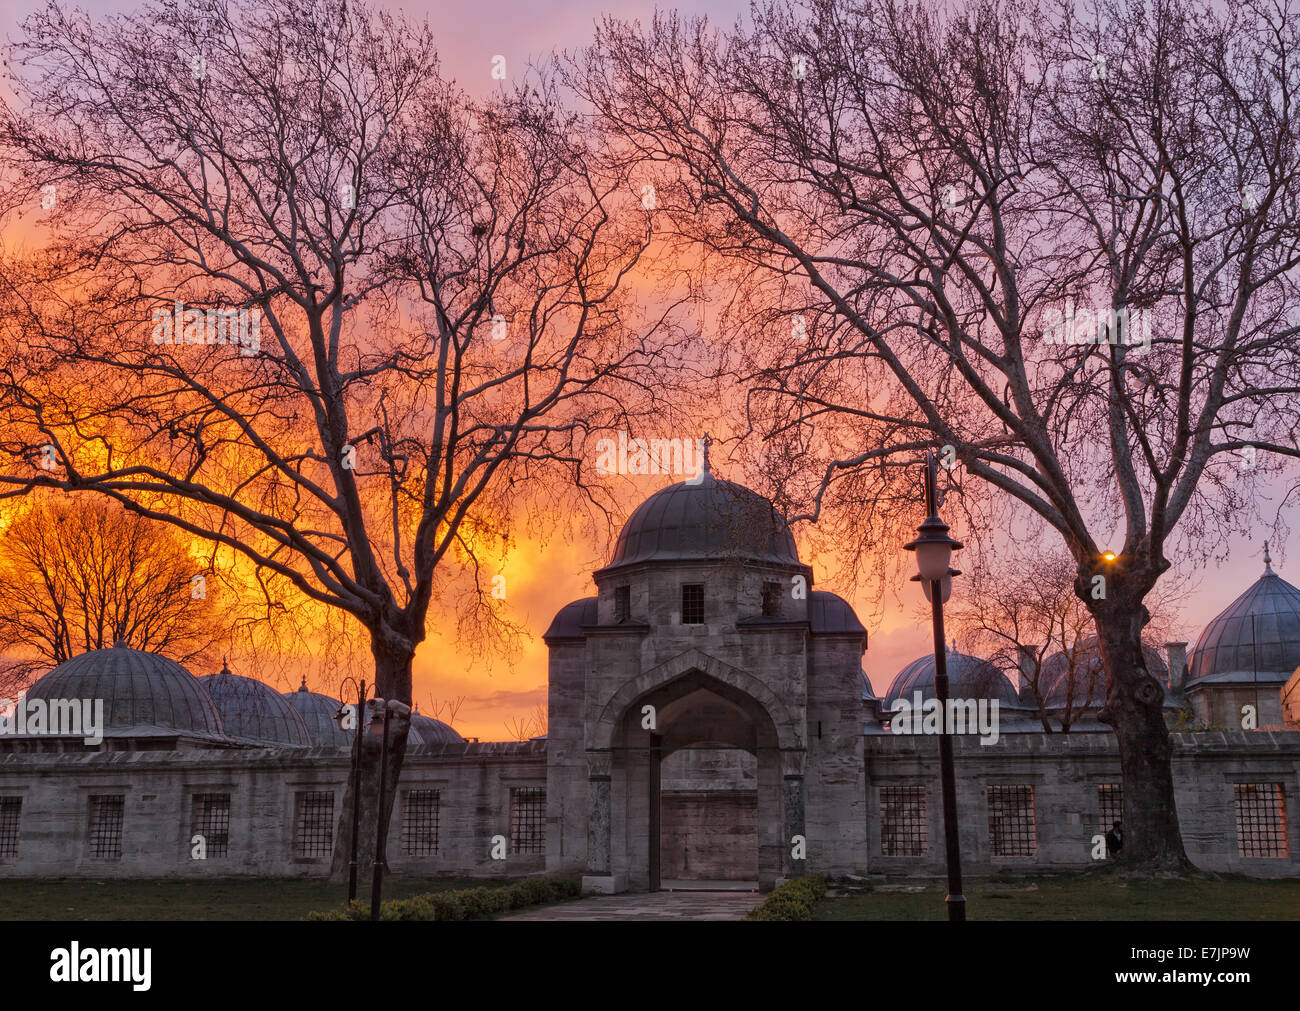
[{"left": 542, "top": 464, "right": 869, "bottom": 893}]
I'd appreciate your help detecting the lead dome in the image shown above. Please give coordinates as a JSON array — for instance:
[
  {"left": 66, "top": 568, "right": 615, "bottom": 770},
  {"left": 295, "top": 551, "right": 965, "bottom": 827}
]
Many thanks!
[
  {"left": 25, "top": 642, "right": 228, "bottom": 743},
  {"left": 1187, "top": 550, "right": 1300, "bottom": 689},
  {"left": 200, "top": 664, "right": 312, "bottom": 747},
  {"left": 599, "top": 471, "right": 800, "bottom": 572}
]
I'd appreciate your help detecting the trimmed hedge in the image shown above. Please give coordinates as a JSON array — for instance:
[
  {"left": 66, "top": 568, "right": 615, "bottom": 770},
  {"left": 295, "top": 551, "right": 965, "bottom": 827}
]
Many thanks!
[
  {"left": 306, "top": 874, "right": 582, "bottom": 921},
  {"left": 745, "top": 875, "right": 827, "bottom": 921}
]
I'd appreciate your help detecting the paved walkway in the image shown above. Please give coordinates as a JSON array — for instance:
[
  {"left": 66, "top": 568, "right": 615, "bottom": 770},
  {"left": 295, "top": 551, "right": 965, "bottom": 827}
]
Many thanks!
[{"left": 502, "top": 890, "right": 761, "bottom": 921}]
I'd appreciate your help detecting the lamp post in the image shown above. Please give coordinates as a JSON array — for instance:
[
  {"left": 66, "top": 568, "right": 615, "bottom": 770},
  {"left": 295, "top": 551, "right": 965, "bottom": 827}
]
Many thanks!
[
  {"left": 904, "top": 452, "right": 967, "bottom": 922},
  {"left": 370, "top": 698, "right": 393, "bottom": 922},
  {"left": 334, "top": 677, "right": 372, "bottom": 905}
]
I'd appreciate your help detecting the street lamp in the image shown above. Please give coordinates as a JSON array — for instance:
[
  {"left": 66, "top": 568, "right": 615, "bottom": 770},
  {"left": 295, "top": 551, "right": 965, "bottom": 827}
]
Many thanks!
[
  {"left": 904, "top": 452, "right": 967, "bottom": 923},
  {"left": 334, "top": 677, "right": 372, "bottom": 904},
  {"left": 366, "top": 697, "right": 411, "bottom": 921},
  {"left": 369, "top": 698, "right": 392, "bottom": 922}
]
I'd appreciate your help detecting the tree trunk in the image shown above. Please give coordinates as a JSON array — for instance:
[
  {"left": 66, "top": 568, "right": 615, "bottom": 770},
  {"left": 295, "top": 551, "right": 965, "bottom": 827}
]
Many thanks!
[
  {"left": 1092, "top": 603, "right": 1194, "bottom": 873},
  {"left": 329, "top": 637, "right": 415, "bottom": 887}
]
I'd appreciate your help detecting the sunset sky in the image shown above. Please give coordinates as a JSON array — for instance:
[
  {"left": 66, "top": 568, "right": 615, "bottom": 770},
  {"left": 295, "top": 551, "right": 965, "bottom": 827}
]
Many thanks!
[{"left": 2, "top": 0, "right": 1296, "bottom": 741}]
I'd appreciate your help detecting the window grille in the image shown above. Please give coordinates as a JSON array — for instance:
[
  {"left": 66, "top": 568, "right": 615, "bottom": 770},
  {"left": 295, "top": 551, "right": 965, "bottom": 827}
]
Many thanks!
[
  {"left": 0, "top": 797, "right": 20, "bottom": 859},
  {"left": 1097, "top": 783, "right": 1123, "bottom": 835},
  {"left": 294, "top": 791, "right": 334, "bottom": 858},
  {"left": 87, "top": 794, "right": 124, "bottom": 860},
  {"left": 509, "top": 787, "right": 545, "bottom": 855},
  {"left": 880, "top": 786, "right": 927, "bottom": 856},
  {"left": 614, "top": 586, "right": 631, "bottom": 623},
  {"left": 402, "top": 790, "right": 440, "bottom": 857},
  {"left": 190, "top": 793, "right": 231, "bottom": 858},
  {"left": 987, "top": 785, "right": 1037, "bottom": 857},
  {"left": 1234, "top": 783, "right": 1289, "bottom": 858},
  {"left": 761, "top": 581, "right": 782, "bottom": 618},
  {"left": 681, "top": 584, "right": 705, "bottom": 625}
]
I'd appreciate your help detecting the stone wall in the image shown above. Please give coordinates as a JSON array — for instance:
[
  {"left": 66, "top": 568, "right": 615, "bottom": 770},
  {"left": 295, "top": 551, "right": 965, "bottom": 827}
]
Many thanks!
[
  {"left": 864, "top": 731, "right": 1300, "bottom": 878},
  {"left": 660, "top": 792, "right": 758, "bottom": 879},
  {"left": 1190, "top": 683, "right": 1284, "bottom": 729},
  {"left": 5, "top": 728, "right": 1297, "bottom": 881},
  {"left": 0, "top": 742, "right": 547, "bottom": 878}
]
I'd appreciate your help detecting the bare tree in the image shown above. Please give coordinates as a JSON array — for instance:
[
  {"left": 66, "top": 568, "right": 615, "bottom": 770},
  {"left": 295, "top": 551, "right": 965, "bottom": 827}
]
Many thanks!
[
  {"left": 574, "top": 0, "right": 1300, "bottom": 869},
  {"left": 950, "top": 548, "right": 1181, "bottom": 731},
  {"left": 0, "top": 492, "right": 224, "bottom": 670},
  {"left": 504, "top": 702, "right": 548, "bottom": 741},
  {"left": 426, "top": 694, "right": 465, "bottom": 725},
  {"left": 0, "top": 0, "right": 682, "bottom": 877}
]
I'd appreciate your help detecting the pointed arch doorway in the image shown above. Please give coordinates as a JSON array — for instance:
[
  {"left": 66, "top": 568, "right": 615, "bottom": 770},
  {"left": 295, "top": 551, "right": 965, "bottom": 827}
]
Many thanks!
[{"left": 607, "top": 666, "right": 784, "bottom": 892}]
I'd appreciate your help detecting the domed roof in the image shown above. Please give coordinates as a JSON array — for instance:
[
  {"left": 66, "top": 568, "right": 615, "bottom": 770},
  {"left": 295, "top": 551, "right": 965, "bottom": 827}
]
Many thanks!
[
  {"left": 200, "top": 665, "right": 312, "bottom": 747},
  {"left": 860, "top": 669, "right": 877, "bottom": 702},
  {"left": 26, "top": 642, "right": 228, "bottom": 741},
  {"left": 410, "top": 705, "right": 465, "bottom": 746},
  {"left": 1188, "top": 549, "right": 1300, "bottom": 687},
  {"left": 1040, "top": 637, "right": 1167, "bottom": 707},
  {"left": 885, "top": 645, "right": 1020, "bottom": 708},
  {"left": 543, "top": 597, "right": 598, "bottom": 641},
  {"left": 282, "top": 679, "right": 352, "bottom": 747},
  {"left": 809, "top": 591, "right": 867, "bottom": 636},
  {"left": 599, "top": 471, "right": 800, "bottom": 572}
]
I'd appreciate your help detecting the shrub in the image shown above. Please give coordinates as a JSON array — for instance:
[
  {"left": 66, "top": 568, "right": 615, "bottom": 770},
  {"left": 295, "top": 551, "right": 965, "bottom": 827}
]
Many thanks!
[
  {"left": 745, "top": 875, "right": 827, "bottom": 921},
  {"left": 306, "top": 875, "right": 582, "bottom": 921}
]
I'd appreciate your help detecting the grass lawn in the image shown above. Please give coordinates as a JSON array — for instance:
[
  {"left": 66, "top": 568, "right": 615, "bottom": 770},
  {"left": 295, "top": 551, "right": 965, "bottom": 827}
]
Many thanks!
[
  {"left": 0, "top": 875, "right": 520, "bottom": 921},
  {"left": 815, "top": 875, "right": 1300, "bottom": 920}
]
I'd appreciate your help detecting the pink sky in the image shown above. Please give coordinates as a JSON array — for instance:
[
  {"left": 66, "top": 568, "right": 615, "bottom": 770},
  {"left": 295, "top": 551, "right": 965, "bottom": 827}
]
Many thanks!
[{"left": 2, "top": 1, "right": 1296, "bottom": 739}]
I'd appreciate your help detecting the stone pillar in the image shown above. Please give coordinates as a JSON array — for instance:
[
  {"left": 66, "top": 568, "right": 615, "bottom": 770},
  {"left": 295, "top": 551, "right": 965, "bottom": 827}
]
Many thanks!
[
  {"left": 583, "top": 752, "right": 619, "bottom": 893},
  {"left": 784, "top": 774, "right": 806, "bottom": 878},
  {"left": 588, "top": 776, "right": 611, "bottom": 873}
]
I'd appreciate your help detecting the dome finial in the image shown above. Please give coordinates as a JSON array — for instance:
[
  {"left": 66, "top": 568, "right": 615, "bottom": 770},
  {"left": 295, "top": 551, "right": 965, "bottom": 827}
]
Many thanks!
[
  {"left": 1264, "top": 540, "right": 1273, "bottom": 573},
  {"left": 298, "top": 674, "right": 308, "bottom": 692},
  {"left": 220, "top": 656, "right": 231, "bottom": 677},
  {"left": 702, "top": 432, "right": 713, "bottom": 474}
]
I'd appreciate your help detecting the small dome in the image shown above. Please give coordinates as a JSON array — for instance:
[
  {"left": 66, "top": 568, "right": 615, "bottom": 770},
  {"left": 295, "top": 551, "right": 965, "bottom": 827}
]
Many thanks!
[
  {"left": 543, "top": 597, "right": 598, "bottom": 641},
  {"left": 26, "top": 643, "right": 227, "bottom": 741},
  {"left": 600, "top": 472, "right": 799, "bottom": 572},
  {"left": 200, "top": 665, "right": 312, "bottom": 747},
  {"left": 282, "top": 680, "right": 353, "bottom": 747},
  {"left": 410, "top": 705, "right": 465, "bottom": 746},
  {"left": 860, "top": 669, "right": 878, "bottom": 702},
  {"left": 885, "top": 647, "right": 1019, "bottom": 708},
  {"left": 809, "top": 591, "right": 866, "bottom": 636},
  {"left": 1188, "top": 550, "right": 1300, "bottom": 687},
  {"left": 1040, "top": 638, "right": 1167, "bottom": 707}
]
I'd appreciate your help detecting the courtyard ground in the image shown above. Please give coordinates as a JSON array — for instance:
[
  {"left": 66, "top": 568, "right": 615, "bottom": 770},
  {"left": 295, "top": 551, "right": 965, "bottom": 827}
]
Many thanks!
[
  {"left": 813, "top": 875, "right": 1300, "bottom": 920},
  {"left": 0, "top": 875, "right": 515, "bottom": 920},
  {"left": 2, "top": 873, "right": 1295, "bottom": 920}
]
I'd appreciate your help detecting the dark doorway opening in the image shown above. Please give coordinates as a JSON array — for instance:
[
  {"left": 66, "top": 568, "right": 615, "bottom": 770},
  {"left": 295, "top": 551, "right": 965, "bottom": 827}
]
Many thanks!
[{"left": 657, "top": 745, "right": 759, "bottom": 892}]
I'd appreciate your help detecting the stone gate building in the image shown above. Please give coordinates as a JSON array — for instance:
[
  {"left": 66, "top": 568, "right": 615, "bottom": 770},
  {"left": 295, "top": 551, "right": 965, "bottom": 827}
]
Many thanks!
[{"left": 1, "top": 468, "right": 1299, "bottom": 887}]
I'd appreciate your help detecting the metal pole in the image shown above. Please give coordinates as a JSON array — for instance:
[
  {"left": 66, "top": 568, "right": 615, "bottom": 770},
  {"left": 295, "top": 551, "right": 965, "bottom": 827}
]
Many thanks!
[
  {"left": 347, "top": 679, "right": 365, "bottom": 904},
  {"left": 926, "top": 454, "right": 966, "bottom": 922},
  {"left": 931, "top": 587, "right": 967, "bottom": 922},
  {"left": 1252, "top": 614, "right": 1259, "bottom": 727},
  {"left": 370, "top": 703, "right": 392, "bottom": 921}
]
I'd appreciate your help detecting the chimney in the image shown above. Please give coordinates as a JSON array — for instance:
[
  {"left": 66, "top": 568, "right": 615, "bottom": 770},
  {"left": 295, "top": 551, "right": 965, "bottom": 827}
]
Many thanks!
[
  {"left": 1016, "top": 644, "right": 1039, "bottom": 705},
  {"left": 1166, "top": 642, "right": 1188, "bottom": 692}
]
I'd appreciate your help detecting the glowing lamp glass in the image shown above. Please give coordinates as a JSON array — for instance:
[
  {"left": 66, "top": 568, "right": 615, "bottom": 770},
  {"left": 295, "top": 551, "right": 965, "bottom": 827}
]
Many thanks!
[{"left": 915, "top": 541, "right": 952, "bottom": 582}]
